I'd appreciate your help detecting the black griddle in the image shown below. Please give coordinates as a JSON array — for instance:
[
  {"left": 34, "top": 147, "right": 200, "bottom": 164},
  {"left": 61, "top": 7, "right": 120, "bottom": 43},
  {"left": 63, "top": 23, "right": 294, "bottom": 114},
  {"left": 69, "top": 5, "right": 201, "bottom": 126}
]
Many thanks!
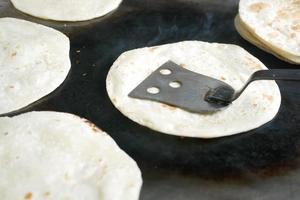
[{"left": 1, "top": 0, "right": 300, "bottom": 199}]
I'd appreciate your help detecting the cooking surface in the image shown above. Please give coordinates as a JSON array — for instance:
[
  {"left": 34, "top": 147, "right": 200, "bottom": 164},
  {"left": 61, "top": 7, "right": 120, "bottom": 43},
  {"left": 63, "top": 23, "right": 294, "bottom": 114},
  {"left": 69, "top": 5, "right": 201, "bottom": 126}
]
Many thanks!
[{"left": 1, "top": 0, "right": 300, "bottom": 199}]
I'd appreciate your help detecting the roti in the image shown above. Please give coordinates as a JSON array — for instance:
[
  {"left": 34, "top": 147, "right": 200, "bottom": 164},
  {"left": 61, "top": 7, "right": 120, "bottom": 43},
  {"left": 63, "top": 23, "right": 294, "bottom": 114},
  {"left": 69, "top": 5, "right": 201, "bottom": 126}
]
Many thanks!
[
  {"left": 0, "top": 18, "right": 70, "bottom": 114},
  {"left": 0, "top": 111, "right": 142, "bottom": 200},
  {"left": 11, "top": 0, "right": 122, "bottom": 21},
  {"left": 106, "top": 41, "right": 281, "bottom": 138},
  {"left": 238, "top": 0, "right": 300, "bottom": 64},
  {"left": 234, "top": 15, "right": 300, "bottom": 64}
]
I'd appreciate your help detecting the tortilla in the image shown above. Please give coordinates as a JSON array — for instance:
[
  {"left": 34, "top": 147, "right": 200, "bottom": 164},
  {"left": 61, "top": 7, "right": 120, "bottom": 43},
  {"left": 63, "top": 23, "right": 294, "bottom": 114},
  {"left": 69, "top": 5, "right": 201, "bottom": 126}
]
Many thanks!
[
  {"left": 0, "top": 18, "right": 70, "bottom": 114},
  {"left": 106, "top": 41, "right": 281, "bottom": 138},
  {"left": 0, "top": 111, "right": 142, "bottom": 200},
  {"left": 11, "top": 0, "right": 122, "bottom": 21},
  {"left": 234, "top": 15, "right": 299, "bottom": 64},
  {"left": 238, "top": 0, "right": 300, "bottom": 64}
]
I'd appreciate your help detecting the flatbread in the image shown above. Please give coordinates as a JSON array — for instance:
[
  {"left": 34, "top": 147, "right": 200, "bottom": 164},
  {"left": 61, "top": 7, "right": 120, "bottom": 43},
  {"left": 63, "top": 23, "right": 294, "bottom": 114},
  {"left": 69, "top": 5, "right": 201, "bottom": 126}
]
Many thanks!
[
  {"left": 11, "top": 0, "right": 123, "bottom": 21},
  {"left": 235, "top": 15, "right": 300, "bottom": 64},
  {"left": 0, "top": 111, "right": 142, "bottom": 200},
  {"left": 106, "top": 41, "right": 281, "bottom": 138},
  {"left": 238, "top": 0, "right": 300, "bottom": 64},
  {"left": 0, "top": 18, "right": 70, "bottom": 114}
]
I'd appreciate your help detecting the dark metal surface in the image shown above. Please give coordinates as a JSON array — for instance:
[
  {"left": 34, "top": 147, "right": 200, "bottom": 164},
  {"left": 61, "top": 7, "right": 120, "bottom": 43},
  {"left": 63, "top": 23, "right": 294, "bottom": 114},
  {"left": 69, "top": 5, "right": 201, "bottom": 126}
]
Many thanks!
[
  {"left": 1, "top": 0, "right": 300, "bottom": 199},
  {"left": 129, "top": 61, "right": 232, "bottom": 113}
]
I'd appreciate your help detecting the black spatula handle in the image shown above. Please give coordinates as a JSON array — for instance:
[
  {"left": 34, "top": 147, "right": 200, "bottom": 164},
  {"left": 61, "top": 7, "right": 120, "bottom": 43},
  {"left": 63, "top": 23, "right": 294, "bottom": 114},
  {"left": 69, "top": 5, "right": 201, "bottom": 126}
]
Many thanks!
[
  {"left": 206, "top": 69, "right": 300, "bottom": 105},
  {"left": 251, "top": 69, "right": 300, "bottom": 81},
  {"left": 232, "top": 69, "right": 300, "bottom": 101}
]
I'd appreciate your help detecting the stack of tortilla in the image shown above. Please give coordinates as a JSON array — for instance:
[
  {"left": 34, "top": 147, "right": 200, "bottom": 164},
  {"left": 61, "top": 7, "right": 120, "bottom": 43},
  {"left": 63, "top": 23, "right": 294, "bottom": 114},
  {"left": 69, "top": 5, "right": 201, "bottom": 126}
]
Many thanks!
[
  {"left": 106, "top": 41, "right": 281, "bottom": 138},
  {"left": 10, "top": 0, "right": 123, "bottom": 21},
  {"left": 236, "top": 0, "right": 300, "bottom": 64}
]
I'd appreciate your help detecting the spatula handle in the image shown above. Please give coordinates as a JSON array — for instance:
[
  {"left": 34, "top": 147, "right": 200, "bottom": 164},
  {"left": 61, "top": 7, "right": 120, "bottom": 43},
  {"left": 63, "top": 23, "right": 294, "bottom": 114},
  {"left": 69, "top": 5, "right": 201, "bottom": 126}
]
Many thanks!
[
  {"left": 207, "top": 69, "right": 300, "bottom": 105},
  {"left": 232, "top": 69, "right": 300, "bottom": 101},
  {"left": 251, "top": 69, "right": 300, "bottom": 81}
]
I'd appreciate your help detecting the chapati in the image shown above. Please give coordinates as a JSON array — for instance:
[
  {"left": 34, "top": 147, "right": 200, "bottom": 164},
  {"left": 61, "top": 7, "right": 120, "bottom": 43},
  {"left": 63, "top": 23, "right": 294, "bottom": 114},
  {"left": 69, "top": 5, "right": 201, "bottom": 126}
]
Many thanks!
[
  {"left": 106, "top": 41, "right": 281, "bottom": 138},
  {"left": 11, "top": 0, "right": 122, "bottom": 21},
  {"left": 238, "top": 0, "right": 300, "bottom": 64},
  {"left": 0, "top": 18, "right": 70, "bottom": 114},
  {"left": 0, "top": 111, "right": 142, "bottom": 200}
]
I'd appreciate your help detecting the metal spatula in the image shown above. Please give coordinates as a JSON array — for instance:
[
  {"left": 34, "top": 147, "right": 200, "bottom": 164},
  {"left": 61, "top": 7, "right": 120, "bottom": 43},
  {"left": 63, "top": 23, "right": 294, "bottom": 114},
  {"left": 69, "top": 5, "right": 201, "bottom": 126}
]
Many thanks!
[{"left": 129, "top": 61, "right": 300, "bottom": 114}]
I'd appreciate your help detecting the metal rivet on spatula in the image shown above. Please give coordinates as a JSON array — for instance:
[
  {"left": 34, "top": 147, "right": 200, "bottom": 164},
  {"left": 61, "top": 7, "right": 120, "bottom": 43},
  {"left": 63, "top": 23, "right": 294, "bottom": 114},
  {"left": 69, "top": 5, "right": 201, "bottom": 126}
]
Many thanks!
[
  {"left": 147, "top": 87, "right": 160, "bottom": 94},
  {"left": 160, "top": 69, "right": 172, "bottom": 75},
  {"left": 169, "top": 81, "right": 181, "bottom": 88}
]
